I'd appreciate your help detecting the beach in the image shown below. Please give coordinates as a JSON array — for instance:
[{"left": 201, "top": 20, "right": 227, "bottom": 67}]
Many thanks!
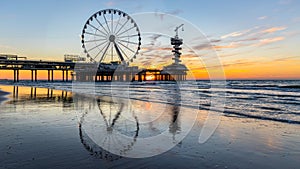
[
  {"left": 1, "top": 0, "right": 300, "bottom": 168},
  {"left": 0, "top": 89, "right": 9, "bottom": 105},
  {"left": 0, "top": 84, "right": 299, "bottom": 169}
]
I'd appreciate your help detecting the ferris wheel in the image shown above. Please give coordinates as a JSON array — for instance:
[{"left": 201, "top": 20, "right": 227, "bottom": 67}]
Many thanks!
[{"left": 81, "top": 9, "right": 141, "bottom": 64}]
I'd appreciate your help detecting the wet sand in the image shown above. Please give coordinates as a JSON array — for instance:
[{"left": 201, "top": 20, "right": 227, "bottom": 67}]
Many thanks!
[
  {"left": 0, "top": 85, "right": 299, "bottom": 169},
  {"left": 0, "top": 89, "right": 9, "bottom": 105}
]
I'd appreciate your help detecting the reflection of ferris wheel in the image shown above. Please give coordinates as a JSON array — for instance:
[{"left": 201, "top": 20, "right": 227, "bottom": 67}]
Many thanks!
[
  {"left": 81, "top": 9, "right": 141, "bottom": 64},
  {"left": 78, "top": 97, "right": 139, "bottom": 157}
]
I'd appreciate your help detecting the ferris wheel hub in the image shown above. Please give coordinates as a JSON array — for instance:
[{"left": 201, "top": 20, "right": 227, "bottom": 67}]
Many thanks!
[{"left": 109, "top": 35, "right": 116, "bottom": 42}]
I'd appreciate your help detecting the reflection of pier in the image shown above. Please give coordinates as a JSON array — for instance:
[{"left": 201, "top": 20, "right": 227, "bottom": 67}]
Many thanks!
[{"left": 10, "top": 86, "right": 72, "bottom": 107}]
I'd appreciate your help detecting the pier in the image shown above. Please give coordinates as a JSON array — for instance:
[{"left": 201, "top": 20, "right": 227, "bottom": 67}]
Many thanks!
[
  {"left": 0, "top": 57, "right": 187, "bottom": 82},
  {"left": 0, "top": 10, "right": 188, "bottom": 83},
  {"left": 0, "top": 25, "right": 187, "bottom": 83},
  {"left": 0, "top": 55, "right": 75, "bottom": 82}
]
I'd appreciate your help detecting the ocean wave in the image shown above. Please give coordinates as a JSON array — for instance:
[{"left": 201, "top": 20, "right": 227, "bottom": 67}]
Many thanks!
[
  {"left": 1, "top": 80, "right": 300, "bottom": 125},
  {"left": 279, "top": 85, "right": 300, "bottom": 89}
]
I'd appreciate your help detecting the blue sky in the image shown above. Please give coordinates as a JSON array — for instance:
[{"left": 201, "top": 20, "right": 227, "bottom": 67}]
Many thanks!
[
  {"left": 0, "top": 0, "right": 299, "bottom": 58},
  {"left": 0, "top": 0, "right": 299, "bottom": 79}
]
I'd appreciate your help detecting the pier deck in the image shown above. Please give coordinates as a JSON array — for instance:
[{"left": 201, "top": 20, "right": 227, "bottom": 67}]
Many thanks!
[{"left": 0, "top": 59, "right": 186, "bottom": 82}]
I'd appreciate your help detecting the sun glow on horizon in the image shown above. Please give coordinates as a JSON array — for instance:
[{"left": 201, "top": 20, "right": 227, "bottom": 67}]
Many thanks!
[{"left": 145, "top": 75, "right": 155, "bottom": 81}]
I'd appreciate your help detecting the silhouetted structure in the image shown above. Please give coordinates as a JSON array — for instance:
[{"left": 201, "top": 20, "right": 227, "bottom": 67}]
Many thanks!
[{"left": 0, "top": 9, "right": 188, "bottom": 82}]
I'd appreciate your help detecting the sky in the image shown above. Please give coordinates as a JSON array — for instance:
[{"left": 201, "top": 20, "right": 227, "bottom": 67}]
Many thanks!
[{"left": 0, "top": 0, "right": 299, "bottom": 80}]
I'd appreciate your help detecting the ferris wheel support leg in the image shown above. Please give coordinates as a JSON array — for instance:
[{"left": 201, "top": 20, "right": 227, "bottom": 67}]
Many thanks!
[
  {"left": 51, "top": 70, "right": 54, "bottom": 82},
  {"left": 66, "top": 70, "right": 69, "bottom": 82}
]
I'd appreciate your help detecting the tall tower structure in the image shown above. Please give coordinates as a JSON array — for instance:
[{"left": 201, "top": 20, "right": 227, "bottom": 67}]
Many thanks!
[
  {"left": 162, "top": 24, "right": 188, "bottom": 81},
  {"left": 171, "top": 24, "right": 184, "bottom": 65}
]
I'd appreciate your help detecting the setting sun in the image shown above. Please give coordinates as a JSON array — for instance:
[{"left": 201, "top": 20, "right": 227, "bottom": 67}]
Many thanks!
[{"left": 145, "top": 75, "right": 155, "bottom": 81}]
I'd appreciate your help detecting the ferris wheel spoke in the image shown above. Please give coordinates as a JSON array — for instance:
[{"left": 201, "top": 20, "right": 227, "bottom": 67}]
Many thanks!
[
  {"left": 87, "top": 40, "right": 108, "bottom": 52},
  {"left": 100, "top": 42, "right": 111, "bottom": 62},
  {"left": 98, "top": 108, "right": 109, "bottom": 127},
  {"left": 85, "top": 31, "right": 107, "bottom": 38},
  {"left": 117, "top": 41, "right": 136, "bottom": 53},
  {"left": 84, "top": 38, "right": 107, "bottom": 43},
  {"left": 115, "top": 19, "right": 129, "bottom": 35},
  {"left": 117, "top": 26, "right": 136, "bottom": 36},
  {"left": 108, "top": 104, "right": 112, "bottom": 126},
  {"left": 114, "top": 43, "right": 125, "bottom": 61},
  {"left": 111, "top": 43, "right": 114, "bottom": 61},
  {"left": 112, "top": 135, "right": 124, "bottom": 148},
  {"left": 111, "top": 104, "right": 123, "bottom": 127},
  {"left": 114, "top": 15, "right": 122, "bottom": 34},
  {"left": 88, "top": 23, "right": 107, "bottom": 36},
  {"left": 115, "top": 42, "right": 130, "bottom": 60},
  {"left": 103, "top": 14, "right": 111, "bottom": 33},
  {"left": 111, "top": 12, "right": 114, "bottom": 34},
  {"left": 95, "top": 17, "right": 109, "bottom": 35},
  {"left": 118, "top": 39, "right": 139, "bottom": 45},
  {"left": 118, "top": 34, "right": 140, "bottom": 39},
  {"left": 102, "top": 136, "right": 109, "bottom": 145},
  {"left": 93, "top": 42, "right": 109, "bottom": 61}
]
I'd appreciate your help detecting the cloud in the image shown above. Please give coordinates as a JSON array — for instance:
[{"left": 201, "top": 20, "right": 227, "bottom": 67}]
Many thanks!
[
  {"left": 222, "top": 60, "right": 255, "bottom": 67},
  {"left": 220, "top": 26, "right": 286, "bottom": 42},
  {"left": 213, "top": 42, "right": 243, "bottom": 50},
  {"left": 292, "top": 17, "right": 300, "bottom": 23},
  {"left": 218, "top": 53, "right": 240, "bottom": 58},
  {"left": 255, "top": 36, "right": 285, "bottom": 46},
  {"left": 141, "top": 46, "right": 172, "bottom": 52},
  {"left": 278, "top": 0, "right": 292, "bottom": 5},
  {"left": 273, "top": 56, "right": 300, "bottom": 61},
  {"left": 221, "top": 31, "right": 245, "bottom": 39},
  {"left": 105, "top": 1, "right": 115, "bottom": 7},
  {"left": 153, "top": 9, "right": 183, "bottom": 21},
  {"left": 283, "top": 30, "right": 300, "bottom": 37},
  {"left": 150, "top": 34, "right": 162, "bottom": 41},
  {"left": 210, "top": 39, "right": 222, "bottom": 43},
  {"left": 261, "top": 26, "right": 287, "bottom": 34},
  {"left": 193, "top": 43, "right": 212, "bottom": 50},
  {"left": 236, "top": 37, "right": 260, "bottom": 42},
  {"left": 258, "top": 16, "right": 268, "bottom": 20},
  {"left": 221, "top": 28, "right": 255, "bottom": 39},
  {"left": 193, "top": 60, "right": 255, "bottom": 70},
  {"left": 167, "top": 9, "right": 183, "bottom": 15},
  {"left": 215, "top": 25, "right": 288, "bottom": 51}
]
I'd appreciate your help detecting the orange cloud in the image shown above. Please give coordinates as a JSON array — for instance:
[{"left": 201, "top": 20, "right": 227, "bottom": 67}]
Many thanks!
[
  {"left": 255, "top": 36, "right": 285, "bottom": 46},
  {"left": 213, "top": 42, "right": 242, "bottom": 49},
  {"left": 262, "top": 27, "right": 286, "bottom": 34},
  {"left": 220, "top": 27, "right": 257, "bottom": 39}
]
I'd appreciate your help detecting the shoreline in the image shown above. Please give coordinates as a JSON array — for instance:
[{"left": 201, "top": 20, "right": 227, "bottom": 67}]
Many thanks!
[{"left": 0, "top": 88, "right": 10, "bottom": 104}]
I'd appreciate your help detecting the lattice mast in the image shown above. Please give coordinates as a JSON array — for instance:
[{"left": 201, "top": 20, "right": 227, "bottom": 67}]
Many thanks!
[{"left": 171, "top": 24, "right": 184, "bottom": 64}]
